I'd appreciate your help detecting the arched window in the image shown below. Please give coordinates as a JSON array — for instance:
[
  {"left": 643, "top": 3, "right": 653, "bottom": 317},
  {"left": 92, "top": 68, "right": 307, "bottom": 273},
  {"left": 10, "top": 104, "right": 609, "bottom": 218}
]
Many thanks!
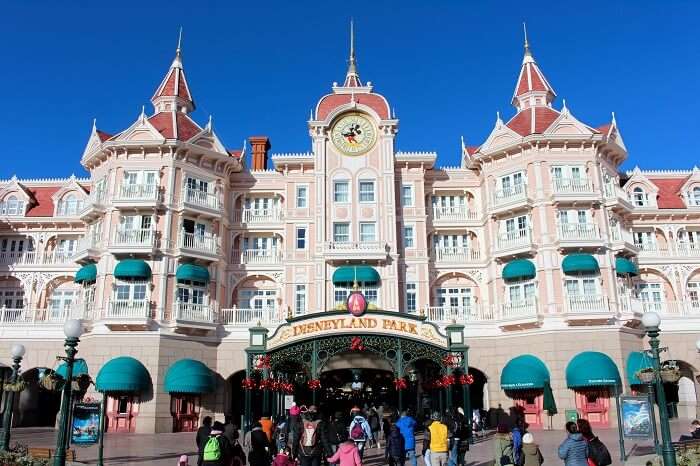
[
  {"left": 1, "top": 195, "right": 23, "bottom": 216},
  {"left": 58, "top": 193, "right": 83, "bottom": 216},
  {"left": 632, "top": 187, "right": 647, "bottom": 207},
  {"left": 691, "top": 187, "right": 700, "bottom": 206}
]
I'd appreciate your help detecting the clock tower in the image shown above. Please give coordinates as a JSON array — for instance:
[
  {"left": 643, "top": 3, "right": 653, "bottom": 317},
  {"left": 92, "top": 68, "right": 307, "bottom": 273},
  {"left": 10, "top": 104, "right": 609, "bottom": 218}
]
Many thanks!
[{"left": 308, "top": 20, "right": 400, "bottom": 313}]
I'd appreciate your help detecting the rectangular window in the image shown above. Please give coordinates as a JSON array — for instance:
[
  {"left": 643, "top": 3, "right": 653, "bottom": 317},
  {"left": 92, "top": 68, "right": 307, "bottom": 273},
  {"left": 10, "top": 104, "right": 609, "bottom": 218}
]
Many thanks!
[
  {"left": 401, "top": 185, "right": 414, "bottom": 207},
  {"left": 296, "top": 185, "right": 308, "bottom": 208},
  {"left": 406, "top": 283, "right": 417, "bottom": 313},
  {"left": 295, "top": 285, "right": 306, "bottom": 316},
  {"left": 334, "top": 181, "right": 349, "bottom": 203},
  {"left": 296, "top": 227, "right": 307, "bottom": 249},
  {"left": 359, "top": 223, "right": 376, "bottom": 242},
  {"left": 333, "top": 223, "right": 350, "bottom": 243},
  {"left": 359, "top": 181, "right": 375, "bottom": 202},
  {"left": 403, "top": 225, "right": 415, "bottom": 248}
]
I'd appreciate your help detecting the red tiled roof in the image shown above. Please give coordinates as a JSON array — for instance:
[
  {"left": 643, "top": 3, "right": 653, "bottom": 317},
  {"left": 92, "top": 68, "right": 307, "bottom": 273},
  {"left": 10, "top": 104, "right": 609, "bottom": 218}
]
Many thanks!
[
  {"left": 506, "top": 107, "right": 560, "bottom": 137},
  {"left": 148, "top": 112, "right": 174, "bottom": 138},
  {"left": 25, "top": 187, "right": 59, "bottom": 217},
  {"left": 649, "top": 178, "right": 689, "bottom": 209},
  {"left": 153, "top": 67, "right": 193, "bottom": 104},
  {"left": 596, "top": 124, "right": 611, "bottom": 135},
  {"left": 227, "top": 149, "right": 243, "bottom": 158},
  {"left": 176, "top": 112, "right": 200, "bottom": 141},
  {"left": 317, "top": 93, "right": 390, "bottom": 120},
  {"left": 96, "top": 130, "right": 112, "bottom": 142},
  {"left": 465, "top": 146, "right": 479, "bottom": 155},
  {"left": 514, "top": 61, "right": 554, "bottom": 99},
  {"left": 148, "top": 112, "right": 202, "bottom": 141}
]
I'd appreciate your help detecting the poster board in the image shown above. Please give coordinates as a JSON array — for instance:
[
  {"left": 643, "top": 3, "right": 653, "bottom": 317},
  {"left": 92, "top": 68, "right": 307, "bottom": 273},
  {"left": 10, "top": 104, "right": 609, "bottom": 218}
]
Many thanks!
[
  {"left": 71, "top": 402, "right": 101, "bottom": 445},
  {"left": 621, "top": 396, "right": 652, "bottom": 438},
  {"left": 284, "top": 395, "right": 294, "bottom": 410}
]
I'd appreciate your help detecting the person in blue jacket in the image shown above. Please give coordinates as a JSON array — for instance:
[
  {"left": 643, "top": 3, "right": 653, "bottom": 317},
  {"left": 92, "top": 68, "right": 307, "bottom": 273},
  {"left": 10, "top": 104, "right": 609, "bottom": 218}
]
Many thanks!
[{"left": 395, "top": 410, "right": 417, "bottom": 466}]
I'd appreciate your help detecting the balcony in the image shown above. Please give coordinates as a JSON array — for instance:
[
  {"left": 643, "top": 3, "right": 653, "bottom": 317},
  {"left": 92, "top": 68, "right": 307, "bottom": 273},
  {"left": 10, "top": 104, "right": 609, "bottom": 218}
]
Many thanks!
[
  {"left": 79, "top": 192, "right": 108, "bottom": 220},
  {"left": 490, "top": 184, "right": 530, "bottom": 214},
  {"left": 173, "top": 303, "right": 215, "bottom": 325},
  {"left": 0, "top": 251, "right": 37, "bottom": 266},
  {"left": 0, "top": 307, "right": 89, "bottom": 325},
  {"left": 104, "top": 300, "right": 152, "bottom": 321},
  {"left": 562, "top": 295, "right": 611, "bottom": 322},
  {"left": 603, "top": 183, "right": 634, "bottom": 212},
  {"left": 635, "top": 300, "right": 700, "bottom": 317},
  {"left": 431, "top": 207, "right": 478, "bottom": 224},
  {"left": 424, "top": 305, "right": 494, "bottom": 324},
  {"left": 432, "top": 247, "right": 481, "bottom": 264},
  {"left": 180, "top": 188, "right": 222, "bottom": 216},
  {"left": 0, "top": 250, "right": 79, "bottom": 268},
  {"left": 41, "top": 251, "right": 76, "bottom": 266},
  {"left": 498, "top": 298, "right": 540, "bottom": 327},
  {"left": 219, "top": 307, "right": 285, "bottom": 327},
  {"left": 324, "top": 241, "right": 388, "bottom": 261},
  {"left": 177, "top": 231, "right": 218, "bottom": 259},
  {"left": 677, "top": 242, "right": 700, "bottom": 257},
  {"left": 493, "top": 228, "right": 535, "bottom": 257},
  {"left": 233, "top": 248, "right": 283, "bottom": 266},
  {"left": 112, "top": 184, "right": 160, "bottom": 207},
  {"left": 234, "top": 208, "right": 283, "bottom": 227},
  {"left": 556, "top": 223, "right": 603, "bottom": 248},
  {"left": 634, "top": 243, "right": 672, "bottom": 259},
  {"left": 551, "top": 178, "right": 597, "bottom": 202},
  {"left": 74, "top": 235, "right": 102, "bottom": 263},
  {"left": 110, "top": 228, "right": 156, "bottom": 254}
]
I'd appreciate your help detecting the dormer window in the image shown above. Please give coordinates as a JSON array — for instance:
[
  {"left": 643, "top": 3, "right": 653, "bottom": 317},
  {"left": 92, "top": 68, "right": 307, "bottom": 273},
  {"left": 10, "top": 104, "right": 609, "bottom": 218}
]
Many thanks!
[
  {"left": 57, "top": 193, "right": 84, "bottom": 217},
  {"left": 688, "top": 187, "right": 700, "bottom": 207},
  {"left": 632, "top": 187, "right": 648, "bottom": 207},
  {"left": 0, "top": 195, "right": 24, "bottom": 216}
]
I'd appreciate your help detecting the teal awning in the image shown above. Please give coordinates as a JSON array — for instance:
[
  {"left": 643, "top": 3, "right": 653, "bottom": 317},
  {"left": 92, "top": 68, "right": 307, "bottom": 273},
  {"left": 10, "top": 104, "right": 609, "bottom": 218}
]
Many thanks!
[
  {"left": 332, "top": 266, "right": 380, "bottom": 285},
  {"left": 562, "top": 254, "right": 600, "bottom": 275},
  {"left": 502, "top": 259, "right": 536, "bottom": 282},
  {"left": 616, "top": 257, "right": 639, "bottom": 277},
  {"left": 56, "top": 358, "right": 89, "bottom": 379},
  {"left": 501, "top": 354, "right": 550, "bottom": 390},
  {"left": 95, "top": 356, "right": 151, "bottom": 393},
  {"left": 627, "top": 351, "right": 653, "bottom": 386},
  {"left": 114, "top": 259, "right": 152, "bottom": 280},
  {"left": 566, "top": 351, "right": 621, "bottom": 388},
  {"left": 176, "top": 264, "right": 210, "bottom": 283},
  {"left": 74, "top": 264, "right": 97, "bottom": 284},
  {"left": 164, "top": 359, "right": 215, "bottom": 394}
]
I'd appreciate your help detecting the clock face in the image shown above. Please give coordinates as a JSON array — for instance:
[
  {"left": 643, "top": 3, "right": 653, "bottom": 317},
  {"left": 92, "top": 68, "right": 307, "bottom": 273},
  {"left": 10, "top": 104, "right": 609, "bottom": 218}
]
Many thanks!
[{"left": 331, "top": 114, "right": 376, "bottom": 156}]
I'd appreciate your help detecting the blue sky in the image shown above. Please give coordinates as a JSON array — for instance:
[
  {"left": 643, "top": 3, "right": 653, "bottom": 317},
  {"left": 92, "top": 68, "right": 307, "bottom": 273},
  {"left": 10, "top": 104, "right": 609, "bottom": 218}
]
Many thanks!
[{"left": 1, "top": 1, "right": 698, "bottom": 179}]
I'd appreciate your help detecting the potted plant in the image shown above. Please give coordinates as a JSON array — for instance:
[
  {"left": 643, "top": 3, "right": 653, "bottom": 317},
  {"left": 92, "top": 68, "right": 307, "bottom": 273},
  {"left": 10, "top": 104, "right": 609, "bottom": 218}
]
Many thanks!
[
  {"left": 660, "top": 363, "right": 681, "bottom": 383},
  {"left": 636, "top": 367, "right": 656, "bottom": 384}
]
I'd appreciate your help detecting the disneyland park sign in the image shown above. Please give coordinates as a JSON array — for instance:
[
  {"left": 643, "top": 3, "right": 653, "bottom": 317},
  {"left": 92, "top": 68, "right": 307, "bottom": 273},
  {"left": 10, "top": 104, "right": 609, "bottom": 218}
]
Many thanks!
[{"left": 266, "top": 311, "right": 448, "bottom": 350}]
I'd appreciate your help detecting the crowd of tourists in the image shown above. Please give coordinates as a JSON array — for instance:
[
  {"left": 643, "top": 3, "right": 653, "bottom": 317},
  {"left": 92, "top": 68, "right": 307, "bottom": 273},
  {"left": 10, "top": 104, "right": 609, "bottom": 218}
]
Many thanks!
[{"left": 186, "top": 408, "right": 612, "bottom": 466}]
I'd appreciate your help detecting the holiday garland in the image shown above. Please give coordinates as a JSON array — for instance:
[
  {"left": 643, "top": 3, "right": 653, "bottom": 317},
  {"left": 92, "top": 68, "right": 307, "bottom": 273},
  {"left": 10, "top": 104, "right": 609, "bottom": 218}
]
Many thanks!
[
  {"left": 307, "top": 379, "right": 321, "bottom": 390},
  {"left": 393, "top": 378, "right": 407, "bottom": 390}
]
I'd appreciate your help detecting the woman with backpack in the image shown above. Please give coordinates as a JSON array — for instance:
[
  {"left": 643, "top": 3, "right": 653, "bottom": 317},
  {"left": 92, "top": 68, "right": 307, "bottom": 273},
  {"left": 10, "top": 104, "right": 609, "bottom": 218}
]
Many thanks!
[
  {"left": 492, "top": 423, "right": 514, "bottom": 466},
  {"left": 576, "top": 419, "right": 611, "bottom": 466}
]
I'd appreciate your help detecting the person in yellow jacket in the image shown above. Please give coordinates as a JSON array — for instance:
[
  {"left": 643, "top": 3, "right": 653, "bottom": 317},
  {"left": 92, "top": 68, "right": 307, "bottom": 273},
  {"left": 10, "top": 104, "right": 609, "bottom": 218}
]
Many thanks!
[{"left": 422, "top": 412, "right": 449, "bottom": 466}]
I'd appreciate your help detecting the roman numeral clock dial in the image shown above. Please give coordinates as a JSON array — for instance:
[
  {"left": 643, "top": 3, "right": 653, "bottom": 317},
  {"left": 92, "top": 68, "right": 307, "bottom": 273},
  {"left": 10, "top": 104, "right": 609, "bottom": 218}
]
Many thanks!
[{"left": 331, "top": 113, "right": 376, "bottom": 156}]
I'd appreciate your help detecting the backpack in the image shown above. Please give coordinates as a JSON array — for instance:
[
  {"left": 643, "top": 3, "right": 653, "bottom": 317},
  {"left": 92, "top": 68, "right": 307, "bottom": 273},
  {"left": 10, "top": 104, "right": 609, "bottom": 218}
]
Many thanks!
[
  {"left": 203, "top": 435, "right": 222, "bottom": 462},
  {"left": 588, "top": 437, "right": 612, "bottom": 466},
  {"left": 499, "top": 444, "right": 515, "bottom": 466},
  {"left": 350, "top": 419, "right": 365, "bottom": 440},
  {"left": 301, "top": 420, "right": 320, "bottom": 448}
]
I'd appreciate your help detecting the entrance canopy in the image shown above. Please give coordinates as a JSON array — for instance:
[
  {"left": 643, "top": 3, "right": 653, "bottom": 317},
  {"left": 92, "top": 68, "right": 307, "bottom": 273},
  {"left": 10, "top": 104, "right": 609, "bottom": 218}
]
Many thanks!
[
  {"left": 96, "top": 356, "right": 151, "bottom": 394},
  {"left": 566, "top": 351, "right": 621, "bottom": 388},
  {"left": 501, "top": 354, "right": 550, "bottom": 390},
  {"left": 332, "top": 266, "right": 380, "bottom": 284},
  {"left": 164, "top": 359, "right": 215, "bottom": 394}
]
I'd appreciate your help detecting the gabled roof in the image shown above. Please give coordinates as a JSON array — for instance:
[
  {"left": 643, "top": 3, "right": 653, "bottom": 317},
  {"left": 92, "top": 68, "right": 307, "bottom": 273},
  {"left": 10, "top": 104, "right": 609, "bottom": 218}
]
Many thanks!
[
  {"left": 25, "top": 186, "right": 60, "bottom": 217},
  {"left": 648, "top": 177, "right": 690, "bottom": 209},
  {"left": 148, "top": 112, "right": 202, "bottom": 141},
  {"left": 506, "top": 106, "right": 560, "bottom": 136}
]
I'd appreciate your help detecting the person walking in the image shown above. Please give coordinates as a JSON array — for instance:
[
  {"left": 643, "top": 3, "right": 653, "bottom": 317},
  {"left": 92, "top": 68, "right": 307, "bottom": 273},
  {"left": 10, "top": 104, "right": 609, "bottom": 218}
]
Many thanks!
[
  {"left": 369, "top": 408, "right": 381, "bottom": 448},
  {"left": 248, "top": 421, "right": 271, "bottom": 466},
  {"left": 422, "top": 412, "right": 449, "bottom": 466},
  {"left": 260, "top": 414, "right": 274, "bottom": 443},
  {"left": 298, "top": 405, "right": 332, "bottom": 466},
  {"left": 492, "top": 423, "right": 513, "bottom": 466},
  {"left": 196, "top": 416, "right": 213, "bottom": 466},
  {"left": 223, "top": 419, "right": 239, "bottom": 448},
  {"left": 521, "top": 433, "right": 543, "bottom": 466},
  {"left": 273, "top": 447, "right": 296, "bottom": 466},
  {"left": 273, "top": 415, "right": 289, "bottom": 452},
  {"left": 558, "top": 421, "right": 589, "bottom": 466},
  {"left": 288, "top": 403, "right": 302, "bottom": 459},
  {"left": 385, "top": 421, "right": 406, "bottom": 466},
  {"left": 202, "top": 421, "right": 233, "bottom": 466},
  {"left": 576, "top": 419, "right": 611, "bottom": 466},
  {"left": 327, "top": 437, "right": 363, "bottom": 466},
  {"left": 395, "top": 410, "right": 418, "bottom": 466},
  {"left": 511, "top": 420, "right": 524, "bottom": 466},
  {"left": 328, "top": 412, "right": 348, "bottom": 456},
  {"left": 349, "top": 406, "right": 374, "bottom": 459}
]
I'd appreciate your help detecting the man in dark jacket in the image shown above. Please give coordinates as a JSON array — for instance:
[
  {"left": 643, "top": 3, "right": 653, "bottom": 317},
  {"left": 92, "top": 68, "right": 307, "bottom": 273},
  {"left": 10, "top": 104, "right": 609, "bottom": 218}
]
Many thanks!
[
  {"left": 385, "top": 423, "right": 405, "bottom": 466},
  {"left": 203, "top": 421, "right": 234, "bottom": 466},
  {"left": 196, "top": 416, "right": 213, "bottom": 466},
  {"left": 298, "top": 405, "right": 332, "bottom": 466},
  {"left": 248, "top": 422, "right": 271, "bottom": 466},
  {"left": 558, "top": 421, "right": 589, "bottom": 466}
]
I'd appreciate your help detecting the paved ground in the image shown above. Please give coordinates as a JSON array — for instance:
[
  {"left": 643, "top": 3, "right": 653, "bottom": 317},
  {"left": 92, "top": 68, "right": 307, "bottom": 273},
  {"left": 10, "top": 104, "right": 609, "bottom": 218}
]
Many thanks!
[{"left": 6, "top": 420, "right": 689, "bottom": 465}]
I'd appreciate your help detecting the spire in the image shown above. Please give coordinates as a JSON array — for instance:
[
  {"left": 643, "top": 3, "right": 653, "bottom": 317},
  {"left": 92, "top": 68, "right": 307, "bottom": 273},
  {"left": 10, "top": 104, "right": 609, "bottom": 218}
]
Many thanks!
[
  {"left": 343, "top": 19, "right": 362, "bottom": 87},
  {"left": 512, "top": 25, "right": 556, "bottom": 111},
  {"left": 151, "top": 28, "right": 195, "bottom": 114}
]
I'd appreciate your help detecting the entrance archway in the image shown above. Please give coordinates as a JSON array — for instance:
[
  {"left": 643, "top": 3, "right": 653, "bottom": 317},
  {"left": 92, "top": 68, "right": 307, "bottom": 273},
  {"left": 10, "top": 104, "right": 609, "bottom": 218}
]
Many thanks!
[{"left": 17, "top": 368, "right": 61, "bottom": 427}]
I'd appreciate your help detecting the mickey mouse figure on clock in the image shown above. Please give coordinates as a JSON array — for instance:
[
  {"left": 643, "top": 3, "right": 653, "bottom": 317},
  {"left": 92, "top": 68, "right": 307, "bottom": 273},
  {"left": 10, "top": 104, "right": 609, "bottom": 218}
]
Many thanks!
[{"left": 331, "top": 113, "right": 377, "bottom": 156}]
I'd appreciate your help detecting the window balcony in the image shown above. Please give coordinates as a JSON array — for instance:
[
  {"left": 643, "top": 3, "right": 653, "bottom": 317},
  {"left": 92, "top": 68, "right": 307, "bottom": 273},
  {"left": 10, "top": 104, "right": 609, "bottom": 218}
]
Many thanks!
[
  {"left": 42, "top": 250, "right": 76, "bottom": 266},
  {"left": 424, "top": 304, "right": 494, "bottom": 323},
  {"left": 497, "top": 298, "right": 540, "bottom": 327},
  {"left": 235, "top": 208, "right": 283, "bottom": 225},
  {"left": 431, "top": 206, "right": 478, "bottom": 223},
  {"left": 113, "top": 184, "right": 160, "bottom": 206},
  {"left": 432, "top": 247, "right": 481, "bottom": 263},
  {"left": 556, "top": 223, "right": 603, "bottom": 249},
  {"left": 0, "top": 306, "right": 90, "bottom": 325},
  {"left": 233, "top": 248, "right": 283, "bottom": 265},
  {"left": 105, "top": 300, "right": 152, "bottom": 320},
  {"left": 677, "top": 242, "right": 700, "bottom": 257},
  {"left": 603, "top": 183, "right": 634, "bottom": 211},
  {"left": 178, "top": 231, "right": 219, "bottom": 258},
  {"left": 634, "top": 243, "right": 672, "bottom": 258},
  {"left": 111, "top": 228, "right": 156, "bottom": 254},
  {"left": 562, "top": 295, "right": 610, "bottom": 321},
  {"left": 324, "top": 241, "right": 388, "bottom": 260},
  {"left": 173, "top": 303, "right": 215, "bottom": 324},
  {"left": 490, "top": 184, "right": 529, "bottom": 212},
  {"left": 0, "top": 251, "right": 37, "bottom": 266},
  {"left": 219, "top": 307, "right": 285, "bottom": 327},
  {"left": 493, "top": 228, "right": 535, "bottom": 257},
  {"left": 79, "top": 192, "right": 108, "bottom": 220},
  {"left": 74, "top": 235, "right": 102, "bottom": 262},
  {"left": 181, "top": 188, "right": 222, "bottom": 215},
  {"left": 552, "top": 178, "right": 596, "bottom": 197}
]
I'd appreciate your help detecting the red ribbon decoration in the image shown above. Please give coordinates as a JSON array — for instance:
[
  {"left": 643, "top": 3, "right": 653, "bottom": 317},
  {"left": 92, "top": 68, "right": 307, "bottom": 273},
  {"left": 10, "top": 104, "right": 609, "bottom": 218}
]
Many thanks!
[
  {"left": 241, "top": 377, "right": 257, "bottom": 390},
  {"left": 350, "top": 336, "right": 365, "bottom": 352},
  {"left": 459, "top": 374, "right": 475, "bottom": 385},
  {"left": 307, "top": 379, "right": 321, "bottom": 390},
  {"left": 394, "top": 378, "right": 408, "bottom": 390}
]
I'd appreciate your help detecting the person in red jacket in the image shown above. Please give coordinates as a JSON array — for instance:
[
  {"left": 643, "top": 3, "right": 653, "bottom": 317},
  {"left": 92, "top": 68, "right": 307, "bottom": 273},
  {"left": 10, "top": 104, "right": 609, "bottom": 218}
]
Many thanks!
[{"left": 327, "top": 438, "right": 362, "bottom": 466}]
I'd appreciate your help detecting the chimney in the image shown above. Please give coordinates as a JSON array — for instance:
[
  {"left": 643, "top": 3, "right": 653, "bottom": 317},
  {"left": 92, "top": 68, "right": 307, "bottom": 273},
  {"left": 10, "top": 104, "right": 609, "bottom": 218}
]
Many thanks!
[{"left": 248, "top": 136, "right": 270, "bottom": 171}]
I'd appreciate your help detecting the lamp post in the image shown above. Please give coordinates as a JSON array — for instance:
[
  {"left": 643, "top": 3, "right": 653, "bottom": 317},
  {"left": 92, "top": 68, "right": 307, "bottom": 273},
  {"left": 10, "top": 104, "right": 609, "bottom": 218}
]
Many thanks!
[
  {"left": 53, "top": 319, "right": 83, "bottom": 466},
  {"left": 641, "top": 311, "right": 677, "bottom": 466},
  {"left": 0, "top": 344, "right": 25, "bottom": 451}
]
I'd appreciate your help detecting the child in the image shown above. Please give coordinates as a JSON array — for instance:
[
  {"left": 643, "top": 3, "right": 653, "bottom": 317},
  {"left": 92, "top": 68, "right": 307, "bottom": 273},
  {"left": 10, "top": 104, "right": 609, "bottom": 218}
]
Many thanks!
[
  {"left": 178, "top": 455, "right": 190, "bottom": 466},
  {"left": 327, "top": 438, "right": 363, "bottom": 466},
  {"left": 273, "top": 447, "right": 295, "bottom": 466}
]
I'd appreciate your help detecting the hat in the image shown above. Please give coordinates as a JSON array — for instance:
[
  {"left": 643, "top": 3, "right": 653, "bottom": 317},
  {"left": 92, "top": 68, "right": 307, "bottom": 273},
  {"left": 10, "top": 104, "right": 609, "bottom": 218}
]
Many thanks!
[
  {"left": 457, "top": 407, "right": 464, "bottom": 416},
  {"left": 212, "top": 421, "right": 225, "bottom": 431},
  {"left": 350, "top": 406, "right": 361, "bottom": 413},
  {"left": 523, "top": 433, "right": 534, "bottom": 444},
  {"left": 431, "top": 411, "right": 441, "bottom": 421},
  {"left": 290, "top": 405, "right": 301, "bottom": 416}
]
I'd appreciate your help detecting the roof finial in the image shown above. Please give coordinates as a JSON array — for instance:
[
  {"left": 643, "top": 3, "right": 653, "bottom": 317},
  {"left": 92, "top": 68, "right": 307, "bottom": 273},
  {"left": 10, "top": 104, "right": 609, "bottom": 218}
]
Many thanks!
[
  {"left": 461, "top": 135, "right": 466, "bottom": 155},
  {"left": 522, "top": 22, "right": 534, "bottom": 64},
  {"left": 343, "top": 18, "right": 362, "bottom": 86},
  {"left": 562, "top": 98, "right": 568, "bottom": 113},
  {"left": 172, "top": 27, "right": 183, "bottom": 68},
  {"left": 206, "top": 114, "right": 213, "bottom": 132},
  {"left": 611, "top": 111, "right": 617, "bottom": 125},
  {"left": 92, "top": 118, "right": 97, "bottom": 132}
]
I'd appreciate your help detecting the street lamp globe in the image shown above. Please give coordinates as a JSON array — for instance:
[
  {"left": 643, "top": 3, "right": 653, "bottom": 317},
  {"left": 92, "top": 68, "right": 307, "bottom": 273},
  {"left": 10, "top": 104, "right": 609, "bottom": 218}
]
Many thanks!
[
  {"left": 63, "top": 319, "right": 83, "bottom": 339},
  {"left": 10, "top": 344, "right": 25, "bottom": 359},
  {"left": 641, "top": 311, "right": 661, "bottom": 331}
]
